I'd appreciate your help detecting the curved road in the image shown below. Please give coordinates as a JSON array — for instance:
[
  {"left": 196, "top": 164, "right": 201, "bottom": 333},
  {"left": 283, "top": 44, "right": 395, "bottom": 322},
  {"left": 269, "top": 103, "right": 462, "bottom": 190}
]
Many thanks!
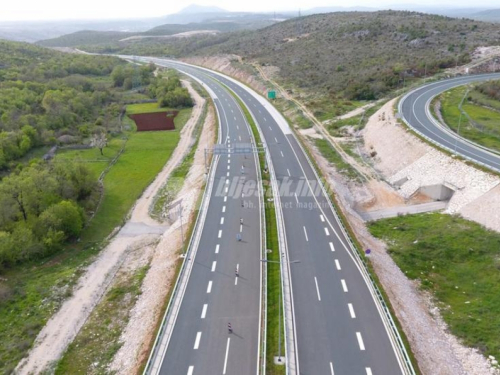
[
  {"left": 399, "top": 73, "right": 500, "bottom": 172},
  {"left": 134, "top": 57, "right": 413, "bottom": 375}
]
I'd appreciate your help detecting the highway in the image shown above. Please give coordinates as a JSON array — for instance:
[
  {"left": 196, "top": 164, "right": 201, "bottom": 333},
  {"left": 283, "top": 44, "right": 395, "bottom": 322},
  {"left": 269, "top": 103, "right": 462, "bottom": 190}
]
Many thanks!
[
  {"left": 133, "top": 57, "right": 413, "bottom": 375},
  {"left": 144, "top": 64, "right": 264, "bottom": 374},
  {"left": 399, "top": 73, "right": 500, "bottom": 172}
]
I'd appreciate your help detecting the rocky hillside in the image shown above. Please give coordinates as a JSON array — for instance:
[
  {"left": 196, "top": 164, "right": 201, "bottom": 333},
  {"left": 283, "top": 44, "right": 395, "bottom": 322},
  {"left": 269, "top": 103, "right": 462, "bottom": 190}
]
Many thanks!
[{"left": 39, "top": 11, "right": 500, "bottom": 99}]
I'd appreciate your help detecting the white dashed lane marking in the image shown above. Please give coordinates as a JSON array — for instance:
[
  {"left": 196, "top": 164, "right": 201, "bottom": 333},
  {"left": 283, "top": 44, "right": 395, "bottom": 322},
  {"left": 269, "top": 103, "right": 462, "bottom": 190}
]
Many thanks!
[
  {"left": 194, "top": 332, "right": 202, "bottom": 349},
  {"left": 201, "top": 304, "right": 208, "bottom": 318},
  {"left": 348, "top": 303, "right": 356, "bottom": 318},
  {"left": 314, "top": 277, "right": 321, "bottom": 301},
  {"left": 341, "top": 279, "right": 348, "bottom": 292},
  {"left": 356, "top": 332, "right": 365, "bottom": 351},
  {"left": 207, "top": 281, "right": 213, "bottom": 293}
]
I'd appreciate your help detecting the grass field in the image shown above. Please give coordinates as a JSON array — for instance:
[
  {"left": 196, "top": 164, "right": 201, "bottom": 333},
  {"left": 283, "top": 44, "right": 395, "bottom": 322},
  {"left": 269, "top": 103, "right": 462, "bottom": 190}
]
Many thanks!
[
  {"left": 0, "top": 104, "right": 192, "bottom": 373},
  {"left": 439, "top": 87, "right": 500, "bottom": 152},
  {"left": 369, "top": 213, "right": 500, "bottom": 358}
]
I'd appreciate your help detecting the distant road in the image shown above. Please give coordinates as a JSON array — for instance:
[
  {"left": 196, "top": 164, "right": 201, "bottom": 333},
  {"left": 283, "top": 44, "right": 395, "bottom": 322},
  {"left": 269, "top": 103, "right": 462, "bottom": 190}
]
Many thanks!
[{"left": 399, "top": 73, "right": 500, "bottom": 172}]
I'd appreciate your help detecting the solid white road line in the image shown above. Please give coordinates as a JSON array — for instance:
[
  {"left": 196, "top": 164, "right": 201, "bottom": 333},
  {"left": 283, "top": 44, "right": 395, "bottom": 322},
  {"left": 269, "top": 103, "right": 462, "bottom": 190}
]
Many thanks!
[
  {"left": 335, "top": 259, "right": 341, "bottom": 270},
  {"left": 207, "top": 281, "right": 212, "bottom": 293},
  {"left": 211, "top": 261, "right": 217, "bottom": 272},
  {"left": 356, "top": 332, "right": 365, "bottom": 351},
  {"left": 218, "top": 230, "right": 222, "bottom": 238},
  {"left": 215, "top": 244, "right": 220, "bottom": 254},
  {"left": 314, "top": 277, "right": 321, "bottom": 301},
  {"left": 303, "top": 226, "right": 309, "bottom": 242},
  {"left": 220, "top": 217, "right": 224, "bottom": 225},
  {"left": 194, "top": 331, "right": 202, "bottom": 349},
  {"left": 187, "top": 366, "right": 194, "bottom": 375},
  {"left": 366, "top": 368, "right": 373, "bottom": 375},
  {"left": 348, "top": 303, "right": 356, "bottom": 318},
  {"left": 329, "top": 242, "right": 335, "bottom": 252},
  {"left": 222, "top": 206, "right": 226, "bottom": 212},
  {"left": 287, "top": 168, "right": 291, "bottom": 176},
  {"left": 341, "top": 279, "right": 348, "bottom": 292},
  {"left": 201, "top": 304, "right": 208, "bottom": 319},
  {"left": 325, "top": 227, "right": 330, "bottom": 236},
  {"left": 320, "top": 214, "right": 325, "bottom": 222},
  {"left": 330, "top": 362, "right": 335, "bottom": 375},
  {"left": 223, "top": 338, "right": 231, "bottom": 374}
]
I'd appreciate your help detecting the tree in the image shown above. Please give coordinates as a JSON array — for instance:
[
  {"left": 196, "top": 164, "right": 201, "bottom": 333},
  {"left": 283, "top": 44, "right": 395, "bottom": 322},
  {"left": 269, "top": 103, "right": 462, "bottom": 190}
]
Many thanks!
[
  {"left": 37, "top": 200, "right": 83, "bottom": 241},
  {"left": 111, "top": 65, "right": 126, "bottom": 87},
  {"left": 91, "top": 132, "right": 107, "bottom": 156}
]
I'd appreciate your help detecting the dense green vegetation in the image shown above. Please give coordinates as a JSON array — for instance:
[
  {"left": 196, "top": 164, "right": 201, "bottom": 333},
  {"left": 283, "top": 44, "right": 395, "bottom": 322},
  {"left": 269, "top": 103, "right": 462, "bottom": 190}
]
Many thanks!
[
  {"left": 369, "top": 213, "right": 500, "bottom": 359},
  {"left": 0, "top": 40, "right": 147, "bottom": 170},
  {"left": 0, "top": 161, "right": 96, "bottom": 269},
  {"left": 0, "top": 41, "right": 195, "bottom": 373},
  {"left": 44, "top": 11, "right": 500, "bottom": 101},
  {"left": 439, "top": 81, "right": 500, "bottom": 152},
  {"left": 148, "top": 71, "right": 193, "bottom": 108}
]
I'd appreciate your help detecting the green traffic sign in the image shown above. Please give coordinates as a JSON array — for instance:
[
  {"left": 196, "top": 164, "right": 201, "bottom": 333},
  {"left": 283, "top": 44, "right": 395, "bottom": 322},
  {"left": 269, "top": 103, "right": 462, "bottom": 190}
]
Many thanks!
[{"left": 268, "top": 90, "right": 276, "bottom": 99}]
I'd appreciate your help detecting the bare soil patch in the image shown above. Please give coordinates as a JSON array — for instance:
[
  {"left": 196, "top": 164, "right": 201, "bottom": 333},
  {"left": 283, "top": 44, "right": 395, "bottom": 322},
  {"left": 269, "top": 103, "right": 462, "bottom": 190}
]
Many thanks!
[{"left": 130, "top": 111, "right": 177, "bottom": 132}]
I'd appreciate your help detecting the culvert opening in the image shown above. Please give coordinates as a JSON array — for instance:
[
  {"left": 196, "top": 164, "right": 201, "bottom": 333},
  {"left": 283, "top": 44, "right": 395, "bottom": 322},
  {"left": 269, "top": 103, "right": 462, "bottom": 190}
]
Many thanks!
[{"left": 416, "top": 184, "right": 455, "bottom": 201}]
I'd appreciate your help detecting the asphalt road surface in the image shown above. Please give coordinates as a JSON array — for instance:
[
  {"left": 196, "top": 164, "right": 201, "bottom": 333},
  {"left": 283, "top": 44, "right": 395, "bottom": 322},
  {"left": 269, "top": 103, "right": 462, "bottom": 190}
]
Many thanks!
[
  {"left": 399, "top": 73, "right": 500, "bottom": 172},
  {"left": 138, "top": 57, "right": 408, "bottom": 375},
  {"left": 152, "top": 71, "right": 263, "bottom": 375}
]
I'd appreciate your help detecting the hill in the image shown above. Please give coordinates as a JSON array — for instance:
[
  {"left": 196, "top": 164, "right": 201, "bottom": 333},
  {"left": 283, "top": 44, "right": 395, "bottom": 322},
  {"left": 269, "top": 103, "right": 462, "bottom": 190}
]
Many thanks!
[
  {"left": 471, "top": 9, "right": 500, "bottom": 22},
  {"left": 57, "top": 11, "right": 500, "bottom": 100}
]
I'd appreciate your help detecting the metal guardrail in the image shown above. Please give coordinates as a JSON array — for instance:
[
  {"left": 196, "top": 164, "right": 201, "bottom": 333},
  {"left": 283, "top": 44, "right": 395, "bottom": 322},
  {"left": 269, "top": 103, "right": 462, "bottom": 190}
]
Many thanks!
[{"left": 291, "top": 132, "right": 417, "bottom": 375}]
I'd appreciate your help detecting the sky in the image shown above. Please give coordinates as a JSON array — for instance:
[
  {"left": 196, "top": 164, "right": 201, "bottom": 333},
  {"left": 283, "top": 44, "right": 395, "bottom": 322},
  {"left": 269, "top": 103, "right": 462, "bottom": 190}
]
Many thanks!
[{"left": 1, "top": 0, "right": 499, "bottom": 22}]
